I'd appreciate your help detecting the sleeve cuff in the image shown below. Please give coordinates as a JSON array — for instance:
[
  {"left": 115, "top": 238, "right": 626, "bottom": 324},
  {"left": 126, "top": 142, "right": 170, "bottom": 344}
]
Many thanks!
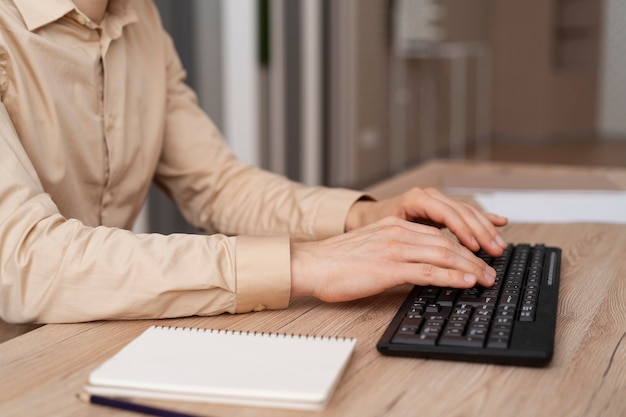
[
  {"left": 234, "top": 235, "right": 291, "bottom": 313},
  {"left": 312, "top": 188, "right": 370, "bottom": 239}
]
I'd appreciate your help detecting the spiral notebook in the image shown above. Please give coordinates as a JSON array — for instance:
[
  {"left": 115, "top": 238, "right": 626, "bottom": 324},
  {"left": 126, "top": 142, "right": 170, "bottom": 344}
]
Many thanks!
[{"left": 85, "top": 325, "right": 357, "bottom": 410}]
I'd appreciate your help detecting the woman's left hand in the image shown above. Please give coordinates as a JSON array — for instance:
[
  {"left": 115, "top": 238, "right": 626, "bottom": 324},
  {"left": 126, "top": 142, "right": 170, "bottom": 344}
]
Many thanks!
[{"left": 345, "top": 187, "right": 509, "bottom": 256}]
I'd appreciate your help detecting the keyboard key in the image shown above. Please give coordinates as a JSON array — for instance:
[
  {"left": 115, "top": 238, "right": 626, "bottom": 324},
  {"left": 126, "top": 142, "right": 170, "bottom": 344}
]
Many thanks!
[
  {"left": 398, "top": 324, "right": 419, "bottom": 334},
  {"left": 486, "top": 337, "right": 509, "bottom": 349},
  {"left": 437, "top": 289, "right": 458, "bottom": 306},
  {"left": 499, "top": 293, "right": 518, "bottom": 307},
  {"left": 489, "top": 329, "right": 511, "bottom": 339},
  {"left": 456, "top": 296, "right": 497, "bottom": 306},
  {"left": 419, "top": 287, "right": 439, "bottom": 298},
  {"left": 439, "top": 335, "right": 485, "bottom": 348},
  {"left": 519, "top": 311, "right": 535, "bottom": 322},
  {"left": 392, "top": 333, "right": 437, "bottom": 345},
  {"left": 425, "top": 303, "right": 441, "bottom": 313},
  {"left": 401, "top": 317, "right": 423, "bottom": 328}
]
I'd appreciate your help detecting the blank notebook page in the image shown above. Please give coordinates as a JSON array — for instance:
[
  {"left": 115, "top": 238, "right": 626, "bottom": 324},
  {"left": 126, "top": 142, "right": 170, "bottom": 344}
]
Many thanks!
[{"left": 86, "top": 325, "right": 357, "bottom": 410}]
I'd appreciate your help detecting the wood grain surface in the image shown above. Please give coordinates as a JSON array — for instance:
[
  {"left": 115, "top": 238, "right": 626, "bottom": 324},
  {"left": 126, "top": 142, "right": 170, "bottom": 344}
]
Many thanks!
[{"left": 1, "top": 161, "right": 624, "bottom": 417}]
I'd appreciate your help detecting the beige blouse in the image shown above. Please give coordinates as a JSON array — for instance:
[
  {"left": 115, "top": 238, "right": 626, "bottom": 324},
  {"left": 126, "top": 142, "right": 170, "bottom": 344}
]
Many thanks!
[{"left": 0, "top": 0, "right": 363, "bottom": 323}]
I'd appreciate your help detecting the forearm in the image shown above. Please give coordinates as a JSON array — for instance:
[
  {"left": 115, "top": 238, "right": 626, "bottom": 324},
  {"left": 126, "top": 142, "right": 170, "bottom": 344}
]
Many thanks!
[
  {"left": 1, "top": 215, "right": 292, "bottom": 323},
  {"left": 209, "top": 166, "right": 365, "bottom": 239}
]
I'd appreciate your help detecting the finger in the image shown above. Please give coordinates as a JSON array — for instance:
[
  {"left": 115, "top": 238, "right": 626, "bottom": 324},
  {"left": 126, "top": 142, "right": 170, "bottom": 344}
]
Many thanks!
[
  {"left": 423, "top": 190, "right": 508, "bottom": 255},
  {"left": 392, "top": 259, "right": 495, "bottom": 289},
  {"left": 485, "top": 212, "right": 509, "bottom": 226},
  {"left": 373, "top": 217, "right": 482, "bottom": 265},
  {"left": 395, "top": 242, "right": 496, "bottom": 286},
  {"left": 460, "top": 204, "right": 509, "bottom": 254},
  {"left": 414, "top": 190, "right": 487, "bottom": 251},
  {"left": 371, "top": 222, "right": 496, "bottom": 285},
  {"left": 426, "top": 188, "right": 508, "bottom": 231},
  {"left": 362, "top": 217, "right": 497, "bottom": 286}
]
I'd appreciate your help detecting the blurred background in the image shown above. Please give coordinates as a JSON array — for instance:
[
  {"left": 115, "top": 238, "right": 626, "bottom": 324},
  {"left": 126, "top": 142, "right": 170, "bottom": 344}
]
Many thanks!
[{"left": 146, "top": 0, "right": 626, "bottom": 234}]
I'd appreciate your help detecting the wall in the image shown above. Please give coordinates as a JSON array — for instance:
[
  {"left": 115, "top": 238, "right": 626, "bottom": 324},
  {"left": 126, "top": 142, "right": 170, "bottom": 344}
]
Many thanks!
[
  {"left": 491, "top": 0, "right": 602, "bottom": 143},
  {"left": 598, "top": 0, "right": 626, "bottom": 139}
]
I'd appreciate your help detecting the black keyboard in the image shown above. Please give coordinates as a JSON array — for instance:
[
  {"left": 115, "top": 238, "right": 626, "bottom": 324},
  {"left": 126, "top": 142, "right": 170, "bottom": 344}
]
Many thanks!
[{"left": 377, "top": 244, "right": 561, "bottom": 366}]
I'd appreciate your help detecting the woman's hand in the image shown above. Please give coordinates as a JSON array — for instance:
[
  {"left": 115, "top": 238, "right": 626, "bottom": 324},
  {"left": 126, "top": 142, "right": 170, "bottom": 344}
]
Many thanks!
[
  {"left": 290, "top": 216, "right": 498, "bottom": 302},
  {"left": 345, "top": 187, "right": 508, "bottom": 257}
]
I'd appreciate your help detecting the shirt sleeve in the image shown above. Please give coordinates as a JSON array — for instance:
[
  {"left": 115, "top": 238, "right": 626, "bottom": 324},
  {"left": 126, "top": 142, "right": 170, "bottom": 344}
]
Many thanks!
[
  {"left": 0, "top": 65, "right": 364, "bottom": 324},
  {"left": 154, "top": 30, "right": 366, "bottom": 242},
  {"left": 0, "top": 18, "right": 365, "bottom": 324},
  {"left": 0, "top": 103, "right": 293, "bottom": 323}
]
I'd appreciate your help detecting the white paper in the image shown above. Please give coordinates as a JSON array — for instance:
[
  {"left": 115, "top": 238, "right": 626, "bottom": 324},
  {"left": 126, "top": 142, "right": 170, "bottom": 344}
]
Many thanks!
[
  {"left": 474, "top": 191, "right": 626, "bottom": 224},
  {"left": 86, "top": 326, "right": 356, "bottom": 410}
]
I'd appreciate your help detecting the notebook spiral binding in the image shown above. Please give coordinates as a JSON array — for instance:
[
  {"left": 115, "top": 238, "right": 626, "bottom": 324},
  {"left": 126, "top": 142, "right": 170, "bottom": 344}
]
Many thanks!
[{"left": 153, "top": 325, "right": 355, "bottom": 342}]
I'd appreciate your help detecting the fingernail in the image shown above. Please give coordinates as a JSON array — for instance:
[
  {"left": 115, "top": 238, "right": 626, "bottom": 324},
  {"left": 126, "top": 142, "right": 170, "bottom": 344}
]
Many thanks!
[
  {"left": 484, "top": 267, "right": 496, "bottom": 284},
  {"left": 464, "top": 273, "right": 477, "bottom": 284},
  {"left": 495, "top": 235, "right": 507, "bottom": 248}
]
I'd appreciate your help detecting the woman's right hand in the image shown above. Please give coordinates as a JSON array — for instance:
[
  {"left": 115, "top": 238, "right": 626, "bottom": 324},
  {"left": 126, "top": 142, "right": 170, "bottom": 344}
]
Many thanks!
[{"left": 290, "top": 216, "right": 497, "bottom": 303}]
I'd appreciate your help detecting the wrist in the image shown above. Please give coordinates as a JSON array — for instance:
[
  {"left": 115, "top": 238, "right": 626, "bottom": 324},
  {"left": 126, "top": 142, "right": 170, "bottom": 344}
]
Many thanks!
[
  {"left": 290, "top": 242, "right": 315, "bottom": 298},
  {"left": 345, "top": 197, "right": 376, "bottom": 232}
]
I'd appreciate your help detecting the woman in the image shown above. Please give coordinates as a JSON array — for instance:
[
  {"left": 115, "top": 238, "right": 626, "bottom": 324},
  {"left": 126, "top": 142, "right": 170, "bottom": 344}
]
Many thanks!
[{"left": 0, "top": 0, "right": 507, "bottom": 323}]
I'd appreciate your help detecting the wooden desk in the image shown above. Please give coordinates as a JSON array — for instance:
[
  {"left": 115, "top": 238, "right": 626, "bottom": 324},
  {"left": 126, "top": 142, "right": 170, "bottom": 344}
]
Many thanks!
[{"left": 1, "top": 161, "right": 625, "bottom": 417}]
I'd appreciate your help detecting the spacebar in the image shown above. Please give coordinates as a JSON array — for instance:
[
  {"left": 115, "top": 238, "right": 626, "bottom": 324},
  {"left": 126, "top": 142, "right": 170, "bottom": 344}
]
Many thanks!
[
  {"left": 392, "top": 333, "right": 437, "bottom": 345},
  {"left": 438, "top": 335, "right": 485, "bottom": 348}
]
